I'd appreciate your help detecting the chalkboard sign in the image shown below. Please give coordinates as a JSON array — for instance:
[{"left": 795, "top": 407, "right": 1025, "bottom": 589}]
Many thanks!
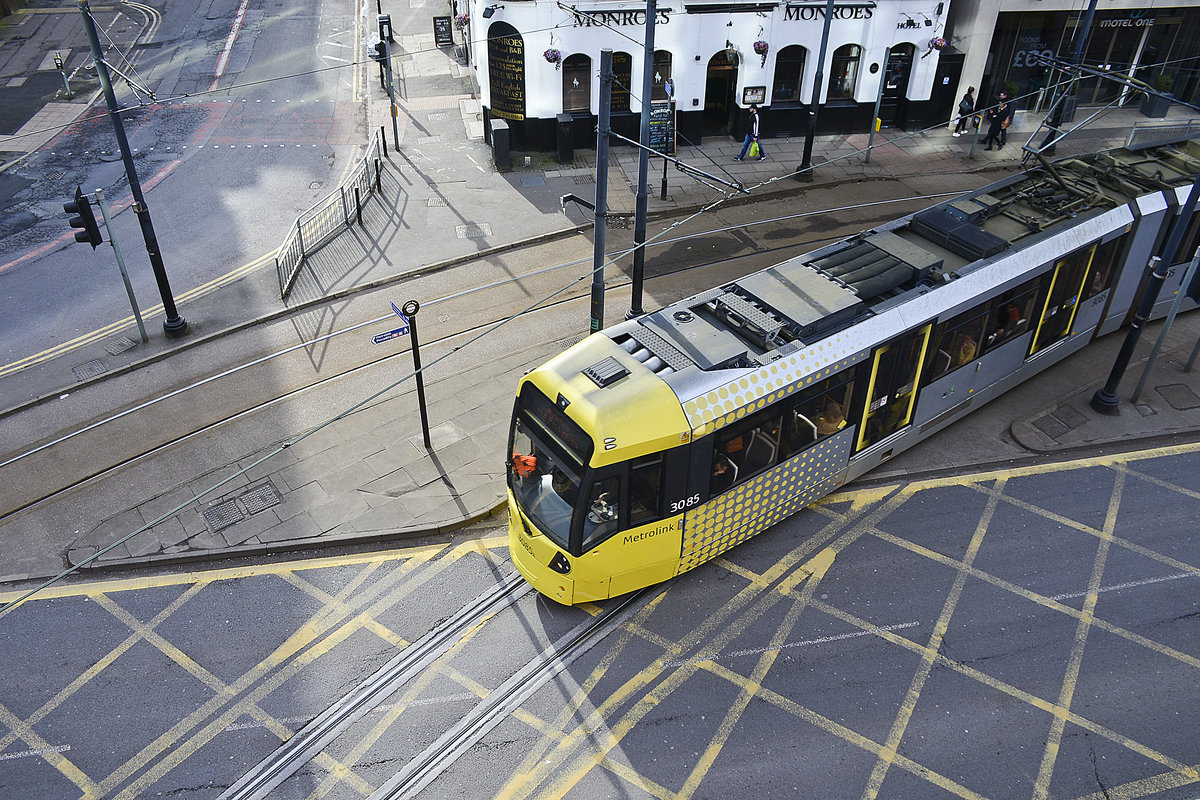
[
  {"left": 648, "top": 101, "right": 675, "bottom": 156},
  {"left": 433, "top": 16, "right": 454, "bottom": 46}
]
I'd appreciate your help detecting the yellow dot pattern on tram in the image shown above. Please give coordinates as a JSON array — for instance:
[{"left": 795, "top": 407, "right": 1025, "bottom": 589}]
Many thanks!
[
  {"left": 683, "top": 340, "right": 861, "bottom": 437},
  {"left": 678, "top": 431, "right": 852, "bottom": 574}
]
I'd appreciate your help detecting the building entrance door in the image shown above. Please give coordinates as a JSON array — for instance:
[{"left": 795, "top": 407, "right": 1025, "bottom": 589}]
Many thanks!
[
  {"left": 878, "top": 45, "right": 914, "bottom": 129},
  {"left": 704, "top": 53, "right": 739, "bottom": 136}
]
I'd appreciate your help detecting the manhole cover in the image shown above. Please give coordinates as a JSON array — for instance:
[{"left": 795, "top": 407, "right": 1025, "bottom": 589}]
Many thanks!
[
  {"left": 204, "top": 499, "right": 243, "bottom": 532},
  {"left": 104, "top": 335, "right": 139, "bottom": 356},
  {"left": 72, "top": 359, "right": 107, "bottom": 381},
  {"left": 1051, "top": 405, "right": 1088, "bottom": 429},
  {"left": 1156, "top": 383, "right": 1200, "bottom": 410},
  {"left": 241, "top": 482, "right": 281, "bottom": 514},
  {"left": 1032, "top": 414, "right": 1069, "bottom": 440},
  {"left": 521, "top": 175, "right": 546, "bottom": 187},
  {"left": 456, "top": 223, "right": 492, "bottom": 239}
]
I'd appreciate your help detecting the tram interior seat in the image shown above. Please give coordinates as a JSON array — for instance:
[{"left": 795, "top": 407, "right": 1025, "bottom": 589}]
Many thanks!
[
  {"left": 933, "top": 349, "right": 952, "bottom": 376},
  {"left": 791, "top": 412, "right": 818, "bottom": 448},
  {"left": 744, "top": 429, "right": 778, "bottom": 473}
]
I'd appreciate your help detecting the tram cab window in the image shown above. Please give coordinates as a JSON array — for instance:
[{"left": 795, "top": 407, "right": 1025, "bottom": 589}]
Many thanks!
[
  {"left": 785, "top": 372, "right": 855, "bottom": 455},
  {"left": 710, "top": 410, "right": 783, "bottom": 496},
  {"left": 629, "top": 454, "right": 665, "bottom": 527},
  {"left": 582, "top": 476, "right": 620, "bottom": 549}
]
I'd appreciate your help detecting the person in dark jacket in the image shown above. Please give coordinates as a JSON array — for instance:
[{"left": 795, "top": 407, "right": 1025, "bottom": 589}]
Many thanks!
[
  {"left": 983, "top": 92, "right": 1013, "bottom": 151},
  {"left": 734, "top": 104, "right": 766, "bottom": 161},
  {"left": 953, "top": 87, "right": 975, "bottom": 135}
]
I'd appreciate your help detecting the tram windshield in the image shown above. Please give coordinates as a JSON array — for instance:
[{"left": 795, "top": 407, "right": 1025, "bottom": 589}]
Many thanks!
[{"left": 508, "top": 385, "right": 594, "bottom": 551}]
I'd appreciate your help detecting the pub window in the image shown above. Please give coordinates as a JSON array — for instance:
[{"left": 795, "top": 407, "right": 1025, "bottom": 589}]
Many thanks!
[
  {"left": 771, "top": 45, "right": 807, "bottom": 106},
  {"left": 611, "top": 51, "right": 633, "bottom": 113},
  {"left": 710, "top": 409, "right": 783, "bottom": 496},
  {"left": 650, "top": 50, "right": 673, "bottom": 101},
  {"left": 563, "top": 54, "right": 591, "bottom": 112},
  {"left": 828, "top": 44, "right": 861, "bottom": 101},
  {"left": 629, "top": 453, "right": 664, "bottom": 527}
]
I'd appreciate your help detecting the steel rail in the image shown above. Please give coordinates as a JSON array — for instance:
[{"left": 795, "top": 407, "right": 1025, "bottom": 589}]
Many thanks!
[
  {"left": 218, "top": 570, "right": 532, "bottom": 800},
  {"left": 367, "top": 588, "right": 652, "bottom": 800}
]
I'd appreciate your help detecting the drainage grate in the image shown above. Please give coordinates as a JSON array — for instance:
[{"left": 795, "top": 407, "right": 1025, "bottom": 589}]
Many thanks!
[
  {"left": 573, "top": 174, "right": 595, "bottom": 185},
  {"left": 204, "top": 499, "right": 244, "bottom": 532},
  {"left": 241, "top": 482, "right": 281, "bottom": 514},
  {"left": 104, "top": 335, "right": 139, "bottom": 356},
  {"left": 556, "top": 336, "right": 584, "bottom": 350},
  {"left": 426, "top": 197, "right": 447, "bottom": 207},
  {"left": 456, "top": 223, "right": 492, "bottom": 239},
  {"left": 73, "top": 359, "right": 107, "bottom": 381}
]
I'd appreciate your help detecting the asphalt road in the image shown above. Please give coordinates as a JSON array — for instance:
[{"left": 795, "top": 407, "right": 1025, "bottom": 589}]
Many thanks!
[
  {"left": 0, "top": 0, "right": 364, "bottom": 365},
  {"left": 3, "top": 442, "right": 1197, "bottom": 799}
]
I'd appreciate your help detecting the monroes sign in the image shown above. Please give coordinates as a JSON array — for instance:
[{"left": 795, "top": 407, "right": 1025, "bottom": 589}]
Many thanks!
[{"left": 567, "top": 3, "right": 875, "bottom": 26}]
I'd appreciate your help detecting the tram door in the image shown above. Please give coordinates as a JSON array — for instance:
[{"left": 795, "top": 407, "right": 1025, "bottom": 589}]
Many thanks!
[
  {"left": 855, "top": 324, "right": 932, "bottom": 452},
  {"left": 1029, "top": 246, "right": 1096, "bottom": 356}
]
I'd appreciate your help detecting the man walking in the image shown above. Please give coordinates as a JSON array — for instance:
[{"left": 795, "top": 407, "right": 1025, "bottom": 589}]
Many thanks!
[
  {"left": 734, "top": 104, "right": 766, "bottom": 161},
  {"left": 983, "top": 91, "right": 1012, "bottom": 151}
]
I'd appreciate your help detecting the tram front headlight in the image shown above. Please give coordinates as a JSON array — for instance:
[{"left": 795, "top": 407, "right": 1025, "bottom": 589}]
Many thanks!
[{"left": 549, "top": 552, "right": 571, "bottom": 574}]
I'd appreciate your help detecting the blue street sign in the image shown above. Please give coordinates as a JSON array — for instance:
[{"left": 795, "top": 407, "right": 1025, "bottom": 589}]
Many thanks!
[
  {"left": 372, "top": 325, "right": 409, "bottom": 344},
  {"left": 390, "top": 302, "right": 408, "bottom": 322}
]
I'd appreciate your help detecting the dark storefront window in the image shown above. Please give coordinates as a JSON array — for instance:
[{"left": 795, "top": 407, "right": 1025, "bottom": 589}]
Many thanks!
[
  {"left": 612, "top": 51, "right": 633, "bottom": 113},
  {"left": 772, "top": 45, "right": 807, "bottom": 106},
  {"left": 651, "top": 50, "right": 673, "bottom": 101},
  {"left": 563, "top": 54, "right": 591, "bottom": 112},
  {"left": 829, "top": 44, "right": 861, "bottom": 101}
]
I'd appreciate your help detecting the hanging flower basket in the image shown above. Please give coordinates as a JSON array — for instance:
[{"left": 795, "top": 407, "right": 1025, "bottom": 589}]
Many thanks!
[
  {"left": 753, "top": 40, "right": 769, "bottom": 67},
  {"left": 929, "top": 37, "right": 947, "bottom": 51},
  {"left": 544, "top": 48, "right": 562, "bottom": 67},
  {"left": 454, "top": 13, "right": 469, "bottom": 28}
]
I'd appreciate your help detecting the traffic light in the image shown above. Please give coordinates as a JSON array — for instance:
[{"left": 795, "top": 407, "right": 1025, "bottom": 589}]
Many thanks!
[
  {"left": 373, "top": 40, "right": 387, "bottom": 63},
  {"left": 64, "top": 186, "right": 102, "bottom": 249}
]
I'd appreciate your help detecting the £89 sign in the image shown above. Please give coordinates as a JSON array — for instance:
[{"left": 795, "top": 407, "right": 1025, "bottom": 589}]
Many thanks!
[{"left": 1013, "top": 48, "right": 1054, "bottom": 68}]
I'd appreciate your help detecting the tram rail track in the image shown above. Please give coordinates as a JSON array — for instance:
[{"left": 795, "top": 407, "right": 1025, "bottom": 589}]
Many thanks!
[{"left": 0, "top": 192, "right": 944, "bottom": 523}]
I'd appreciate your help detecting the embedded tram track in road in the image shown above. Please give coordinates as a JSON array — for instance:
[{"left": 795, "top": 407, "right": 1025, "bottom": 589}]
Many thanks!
[
  {"left": 0, "top": 191, "right": 951, "bottom": 524},
  {"left": 219, "top": 570, "right": 534, "bottom": 800}
]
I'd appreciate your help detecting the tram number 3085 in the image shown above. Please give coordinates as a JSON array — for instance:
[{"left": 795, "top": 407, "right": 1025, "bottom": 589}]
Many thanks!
[{"left": 669, "top": 493, "right": 702, "bottom": 514}]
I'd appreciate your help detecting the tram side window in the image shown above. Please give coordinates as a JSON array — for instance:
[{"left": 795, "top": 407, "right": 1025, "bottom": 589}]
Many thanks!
[
  {"left": 1084, "top": 236, "right": 1124, "bottom": 300},
  {"left": 1171, "top": 211, "right": 1200, "bottom": 268},
  {"left": 858, "top": 324, "right": 932, "bottom": 451},
  {"left": 710, "top": 410, "right": 783, "bottom": 496},
  {"left": 785, "top": 372, "right": 855, "bottom": 455},
  {"left": 926, "top": 306, "right": 989, "bottom": 383},
  {"left": 629, "top": 454, "right": 664, "bottom": 527},
  {"left": 1031, "top": 245, "right": 1096, "bottom": 355},
  {"left": 985, "top": 279, "right": 1041, "bottom": 350},
  {"left": 582, "top": 475, "right": 620, "bottom": 549}
]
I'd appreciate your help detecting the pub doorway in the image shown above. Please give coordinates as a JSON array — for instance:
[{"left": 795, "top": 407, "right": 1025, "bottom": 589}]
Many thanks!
[
  {"left": 878, "top": 44, "right": 915, "bottom": 129},
  {"left": 704, "top": 51, "right": 740, "bottom": 137}
]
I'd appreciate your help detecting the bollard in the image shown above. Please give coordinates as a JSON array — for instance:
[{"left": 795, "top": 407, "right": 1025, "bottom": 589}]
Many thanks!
[
  {"left": 380, "top": 125, "right": 388, "bottom": 158},
  {"left": 354, "top": 187, "right": 363, "bottom": 226}
]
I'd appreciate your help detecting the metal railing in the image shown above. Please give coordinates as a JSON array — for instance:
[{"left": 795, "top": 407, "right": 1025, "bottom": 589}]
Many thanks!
[
  {"left": 276, "top": 129, "right": 388, "bottom": 299},
  {"left": 1127, "top": 118, "right": 1200, "bottom": 151}
]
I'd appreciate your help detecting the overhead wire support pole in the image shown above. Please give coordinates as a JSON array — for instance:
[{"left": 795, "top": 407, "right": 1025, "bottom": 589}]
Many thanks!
[
  {"left": 380, "top": 15, "right": 400, "bottom": 151},
  {"left": 1038, "top": 0, "right": 1097, "bottom": 158},
  {"left": 1092, "top": 171, "right": 1200, "bottom": 414},
  {"left": 627, "top": 0, "right": 657, "bottom": 320},
  {"left": 94, "top": 189, "right": 149, "bottom": 344},
  {"left": 591, "top": 49, "right": 613, "bottom": 335},
  {"left": 796, "top": 0, "right": 835, "bottom": 181},
  {"left": 77, "top": 0, "right": 187, "bottom": 337}
]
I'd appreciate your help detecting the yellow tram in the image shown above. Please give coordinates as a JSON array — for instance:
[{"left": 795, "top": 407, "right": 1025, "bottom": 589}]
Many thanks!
[{"left": 508, "top": 143, "right": 1200, "bottom": 604}]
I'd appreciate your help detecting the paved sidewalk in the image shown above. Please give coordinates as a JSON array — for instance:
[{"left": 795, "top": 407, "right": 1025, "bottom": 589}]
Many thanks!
[{"left": 4, "top": 6, "right": 1200, "bottom": 582}]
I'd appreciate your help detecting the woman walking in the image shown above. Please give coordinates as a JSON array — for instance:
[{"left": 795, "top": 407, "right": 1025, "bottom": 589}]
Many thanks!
[{"left": 953, "top": 86, "right": 975, "bottom": 136}]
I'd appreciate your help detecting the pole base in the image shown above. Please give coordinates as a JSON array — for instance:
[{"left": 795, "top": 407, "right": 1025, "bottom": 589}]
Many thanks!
[
  {"left": 163, "top": 316, "right": 190, "bottom": 338},
  {"left": 1089, "top": 387, "right": 1121, "bottom": 416},
  {"left": 625, "top": 306, "right": 644, "bottom": 320},
  {"left": 794, "top": 167, "right": 814, "bottom": 183}
]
